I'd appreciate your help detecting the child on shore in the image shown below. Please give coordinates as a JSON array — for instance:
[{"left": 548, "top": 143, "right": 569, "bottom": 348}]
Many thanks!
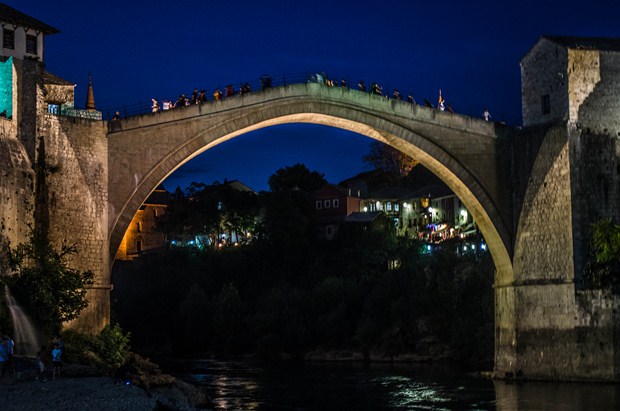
[
  {"left": 51, "top": 343, "right": 62, "bottom": 380},
  {"left": 35, "top": 346, "right": 47, "bottom": 381}
]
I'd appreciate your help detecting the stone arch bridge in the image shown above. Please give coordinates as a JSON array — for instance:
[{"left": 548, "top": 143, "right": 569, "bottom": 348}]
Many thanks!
[{"left": 108, "top": 83, "right": 514, "bottom": 286}]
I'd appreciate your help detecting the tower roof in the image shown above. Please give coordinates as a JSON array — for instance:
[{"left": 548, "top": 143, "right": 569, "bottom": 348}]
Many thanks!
[
  {"left": 0, "top": 3, "right": 59, "bottom": 35},
  {"left": 542, "top": 35, "right": 620, "bottom": 52},
  {"left": 86, "top": 76, "right": 96, "bottom": 111}
]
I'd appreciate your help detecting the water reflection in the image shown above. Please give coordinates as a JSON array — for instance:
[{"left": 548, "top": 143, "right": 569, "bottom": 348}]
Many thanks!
[
  {"left": 494, "top": 380, "right": 620, "bottom": 410},
  {"left": 170, "top": 359, "right": 620, "bottom": 410}
]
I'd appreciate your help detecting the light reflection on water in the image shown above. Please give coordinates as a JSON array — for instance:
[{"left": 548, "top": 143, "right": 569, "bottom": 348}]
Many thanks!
[{"left": 170, "top": 359, "right": 620, "bottom": 410}]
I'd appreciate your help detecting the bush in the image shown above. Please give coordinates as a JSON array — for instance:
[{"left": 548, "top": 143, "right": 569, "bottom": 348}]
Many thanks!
[{"left": 92, "top": 323, "right": 131, "bottom": 369}]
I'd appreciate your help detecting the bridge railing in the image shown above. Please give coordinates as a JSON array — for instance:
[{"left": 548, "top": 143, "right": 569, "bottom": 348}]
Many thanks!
[
  {"left": 102, "top": 72, "right": 324, "bottom": 120},
  {"left": 100, "top": 72, "right": 409, "bottom": 121}
]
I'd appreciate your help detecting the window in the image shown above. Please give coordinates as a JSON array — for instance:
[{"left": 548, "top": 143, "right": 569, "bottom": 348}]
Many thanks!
[
  {"left": 26, "top": 35, "right": 37, "bottom": 54},
  {"left": 324, "top": 199, "right": 331, "bottom": 208},
  {"left": 386, "top": 202, "right": 392, "bottom": 211},
  {"left": 326, "top": 226, "right": 332, "bottom": 235},
  {"left": 136, "top": 240, "right": 142, "bottom": 253},
  {"left": 315, "top": 200, "right": 322, "bottom": 210},
  {"left": 47, "top": 104, "right": 60, "bottom": 115},
  {"left": 3, "top": 29, "right": 14, "bottom": 49},
  {"left": 394, "top": 203, "right": 400, "bottom": 212},
  {"left": 153, "top": 208, "right": 158, "bottom": 218},
  {"left": 332, "top": 199, "right": 339, "bottom": 208},
  {"left": 137, "top": 222, "right": 142, "bottom": 233},
  {"left": 541, "top": 94, "right": 550, "bottom": 115}
]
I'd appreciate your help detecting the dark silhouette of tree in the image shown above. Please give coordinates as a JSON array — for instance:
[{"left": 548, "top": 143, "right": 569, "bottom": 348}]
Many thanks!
[
  {"left": 362, "top": 141, "right": 418, "bottom": 177},
  {"left": 268, "top": 163, "right": 327, "bottom": 192}
]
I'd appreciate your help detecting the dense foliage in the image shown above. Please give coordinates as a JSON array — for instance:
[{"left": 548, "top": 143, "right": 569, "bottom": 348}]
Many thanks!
[
  {"left": 112, "top": 184, "right": 494, "bottom": 368},
  {"left": 583, "top": 219, "right": 620, "bottom": 291},
  {"left": 2, "top": 230, "right": 94, "bottom": 337}
]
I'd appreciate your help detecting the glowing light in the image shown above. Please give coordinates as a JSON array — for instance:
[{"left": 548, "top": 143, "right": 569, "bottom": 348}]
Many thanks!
[
  {"left": 481, "top": 243, "right": 487, "bottom": 250},
  {"left": 363, "top": 206, "right": 368, "bottom": 212},
  {"left": 460, "top": 209, "right": 468, "bottom": 217},
  {"left": 428, "top": 207, "right": 435, "bottom": 214}
]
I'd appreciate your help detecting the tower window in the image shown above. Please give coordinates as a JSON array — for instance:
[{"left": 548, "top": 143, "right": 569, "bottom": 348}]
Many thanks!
[
  {"left": 26, "top": 35, "right": 37, "bottom": 54},
  {"left": 541, "top": 94, "right": 550, "bottom": 115},
  {"left": 3, "top": 29, "right": 14, "bottom": 50}
]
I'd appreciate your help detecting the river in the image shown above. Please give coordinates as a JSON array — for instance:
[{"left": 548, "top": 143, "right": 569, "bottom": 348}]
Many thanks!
[{"left": 168, "top": 359, "right": 620, "bottom": 410}]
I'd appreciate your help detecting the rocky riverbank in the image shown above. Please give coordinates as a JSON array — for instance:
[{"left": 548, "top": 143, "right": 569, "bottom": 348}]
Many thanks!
[{"left": 0, "top": 358, "right": 212, "bottom": 410}]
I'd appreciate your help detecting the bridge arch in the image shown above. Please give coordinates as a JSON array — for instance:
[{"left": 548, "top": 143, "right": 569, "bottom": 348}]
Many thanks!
[{"left": 108, "top": 84, "right": 514, "bottom": 284}]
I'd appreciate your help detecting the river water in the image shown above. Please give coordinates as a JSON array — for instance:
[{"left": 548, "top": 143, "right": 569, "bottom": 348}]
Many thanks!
[{"left": 169, "top": 359, "right": 620, "bottom": 410}]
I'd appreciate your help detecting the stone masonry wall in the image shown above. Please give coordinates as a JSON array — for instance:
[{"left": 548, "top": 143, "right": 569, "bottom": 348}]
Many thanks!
[
  {"left": 40, "top": 114, "right": 109, "bottom": 332},
  {"left": 512, "top": 124, "right": 574, "bottom": 283},
  {"left": 521, "top": 39, "right": 569, "bottom": 127},
  {"left": 0, "top": 118, "right": 34, "bottom": 248},
  {"left": 571, "top": 50, "right": 620, "bottom": 134}
]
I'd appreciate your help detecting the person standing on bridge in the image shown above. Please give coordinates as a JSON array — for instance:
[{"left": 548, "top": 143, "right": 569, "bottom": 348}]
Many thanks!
[
  {"left": 358, "top": 80, "right": 366, "bottom": 91},
  {"left": 260, "top": 75, "right": 272, "bottom": 90},
  {"left": 190, "top": 88, "right": 199, "bottom": 104},
  {"left": 483, "top": 107, "right": 491, "bottom": 121},
  {"left": 151, "top": 98, "right": 159, "bottom": 112}
]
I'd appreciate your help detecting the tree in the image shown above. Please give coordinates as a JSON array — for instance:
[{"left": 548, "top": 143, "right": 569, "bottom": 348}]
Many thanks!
[
  {"left": 362, "top": 141, "right": 418, "bottom": 177},
  {"left": 3, "top": 229, "right": 94, "bottom": 336},
  {"left": 584, "top": 219, "right": 620, "bottom": 290},
  {"left": 268, "top": 163, "right": 327, "bottom": 192}
]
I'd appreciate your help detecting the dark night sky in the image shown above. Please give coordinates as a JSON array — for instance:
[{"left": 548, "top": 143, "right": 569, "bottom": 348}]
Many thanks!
[{"left": 11, "top": 1, "right": 620, "bottom": 192}]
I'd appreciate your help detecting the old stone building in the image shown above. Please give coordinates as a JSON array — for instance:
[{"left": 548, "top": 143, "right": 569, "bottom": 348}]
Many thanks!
[{"left": 115, "top": 184, "right": 169, "bottom": 260}]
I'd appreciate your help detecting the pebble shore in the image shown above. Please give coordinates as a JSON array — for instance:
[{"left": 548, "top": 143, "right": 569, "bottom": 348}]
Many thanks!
[{"left": 0, "top": 363, "right": 212, "bottom": 410}]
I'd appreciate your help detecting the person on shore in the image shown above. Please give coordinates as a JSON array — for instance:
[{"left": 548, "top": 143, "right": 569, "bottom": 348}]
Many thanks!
[
  {"left": 51, "top": 343, "right": 62, "bottom": 380},
  {"left": 35, "top": 346, "right": 47, "bottom": 381},
  {"left": 0, "top": 340, "right": 7, "bottom": 381},
  {"left": 2, "top": 335, "right": 14, "bottom": 376}
]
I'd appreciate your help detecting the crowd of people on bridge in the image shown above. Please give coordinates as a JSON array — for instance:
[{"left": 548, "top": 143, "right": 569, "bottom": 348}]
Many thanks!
[{"left": 116, "top": 72, "right": 492, "bottom": 122}]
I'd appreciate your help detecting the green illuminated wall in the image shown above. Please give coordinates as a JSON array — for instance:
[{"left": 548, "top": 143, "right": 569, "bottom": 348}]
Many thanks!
[{"left": 0, "top": 57, "right": 13, "bottom": 118}]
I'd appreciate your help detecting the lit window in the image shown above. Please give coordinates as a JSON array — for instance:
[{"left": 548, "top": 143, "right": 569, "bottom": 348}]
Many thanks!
[
  {"left": 394, "top": 203, "right": 399, "bottom": 212},
  {"left": 386, "top": 202, "right": 392, "bottom": 211},
  {"left": 47, "top": 104, "right": 60, "bottom": 115},
  {"left": 153, "top": 208, "right": 158, "bottom": 218},
  {"left": 3, "top": 29, "right": 14, "bottom": 50},
  {"left": 137, "top": 222, "right": 142, "bottom": 232},
  {"left": 324, "top": 200, "right": 331, "bottom": 208},
  {"left": 26, "top": 34, "right": 37, "bottom": 54},
  {"left": 332, "top": 199, "right": 339, "bottom": 208},
  {"left": 316, "top": 201, "right": 322, "bottom": 210}
]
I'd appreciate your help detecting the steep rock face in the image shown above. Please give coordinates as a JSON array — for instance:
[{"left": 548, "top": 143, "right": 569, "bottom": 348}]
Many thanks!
[{"left": 0, "top": 120, "right": 34, "bottom": 249}]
